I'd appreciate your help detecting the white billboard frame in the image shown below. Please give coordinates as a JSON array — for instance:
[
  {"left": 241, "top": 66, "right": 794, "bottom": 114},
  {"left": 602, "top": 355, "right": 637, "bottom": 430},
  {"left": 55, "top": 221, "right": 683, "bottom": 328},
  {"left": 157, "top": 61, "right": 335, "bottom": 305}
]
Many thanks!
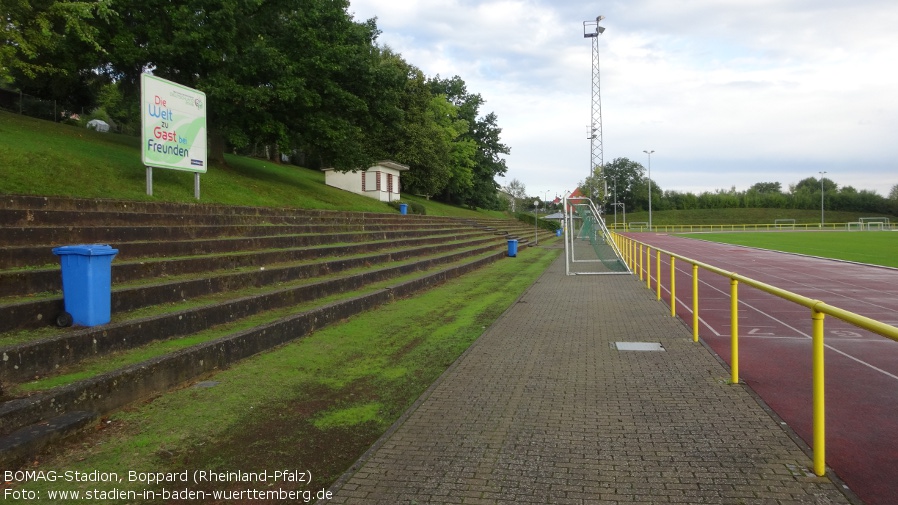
[{"left": 140, "top": 73, "right": 208, "bottom": 198}]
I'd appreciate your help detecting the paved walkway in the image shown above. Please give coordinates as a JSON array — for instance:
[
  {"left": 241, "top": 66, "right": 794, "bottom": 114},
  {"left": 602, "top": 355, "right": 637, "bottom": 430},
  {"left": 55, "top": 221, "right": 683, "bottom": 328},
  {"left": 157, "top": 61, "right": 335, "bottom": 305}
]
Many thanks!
[{"left": 324, "top": 250, "right": 856, "bottom": 504}]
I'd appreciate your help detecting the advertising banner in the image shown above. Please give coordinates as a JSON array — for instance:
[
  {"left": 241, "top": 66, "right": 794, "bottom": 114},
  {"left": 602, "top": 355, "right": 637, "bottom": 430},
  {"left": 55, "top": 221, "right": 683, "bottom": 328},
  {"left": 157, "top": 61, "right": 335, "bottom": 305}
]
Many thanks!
[{"left": 140, "top": 74, "right": 207, "bottom": 173}]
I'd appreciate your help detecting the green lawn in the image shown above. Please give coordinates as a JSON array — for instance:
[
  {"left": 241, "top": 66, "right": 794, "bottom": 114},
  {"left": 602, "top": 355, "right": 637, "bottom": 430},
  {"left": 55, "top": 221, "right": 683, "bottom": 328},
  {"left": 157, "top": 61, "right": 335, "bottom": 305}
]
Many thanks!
[
  {"left": 679, "top": 230, "right": 898, "bottom": 268},
  {"left": 0, "top": 111, "right": 505, "bottom": 219}
]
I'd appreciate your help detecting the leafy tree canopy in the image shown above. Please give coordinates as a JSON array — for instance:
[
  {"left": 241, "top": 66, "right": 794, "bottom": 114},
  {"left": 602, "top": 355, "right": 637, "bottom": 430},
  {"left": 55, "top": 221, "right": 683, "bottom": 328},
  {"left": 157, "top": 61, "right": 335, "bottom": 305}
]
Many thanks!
[{"left": 4, "top": 0, "right": 513, "bottom": 208}]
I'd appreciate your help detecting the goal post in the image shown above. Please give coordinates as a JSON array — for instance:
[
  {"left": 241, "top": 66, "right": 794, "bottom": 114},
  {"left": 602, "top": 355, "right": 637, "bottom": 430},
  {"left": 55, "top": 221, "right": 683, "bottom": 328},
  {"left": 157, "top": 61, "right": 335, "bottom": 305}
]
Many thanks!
[
  {"left": 774, "top": 219, "right": 796, "bottom": 230},
  {"left": 860, "top": 217, "right": 891, "bottom": 230},
  {"left": 563, "top": 195, "right": 630, "bottom": 275}
]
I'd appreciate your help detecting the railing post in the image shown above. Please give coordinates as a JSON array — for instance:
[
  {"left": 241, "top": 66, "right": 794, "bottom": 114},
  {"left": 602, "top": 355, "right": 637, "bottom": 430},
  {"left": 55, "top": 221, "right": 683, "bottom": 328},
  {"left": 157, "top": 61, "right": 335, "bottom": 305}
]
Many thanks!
[
  {"left": 730, "top": 278, "right": 739, "bottom": 384},
  {"left": 638, "top": 244, "right": 644, "bottom": 281},
  {"left": 623, "top": 237, "right": 628, "bottom": 267},
  {"left": 670, "top": 256, "right": 677, "bottom": 317},
  {"left": 646, "top": 247, "right": 651, "bottom": 289},
  {"left": 812, "top": 307, "right": 826, "bottom": 476},
  {"left": 692, "top": 264, "right": 699, "bottom": 342},
  {"left": 656, "top": 250, "right": 662, "bottom": 301}
]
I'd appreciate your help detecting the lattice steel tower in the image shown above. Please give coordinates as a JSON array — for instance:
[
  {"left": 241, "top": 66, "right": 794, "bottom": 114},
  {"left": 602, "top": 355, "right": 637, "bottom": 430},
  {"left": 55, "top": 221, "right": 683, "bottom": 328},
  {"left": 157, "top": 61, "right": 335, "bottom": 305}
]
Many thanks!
[{"left": 583, "top": 15, "right": 606, "bottom": 202}]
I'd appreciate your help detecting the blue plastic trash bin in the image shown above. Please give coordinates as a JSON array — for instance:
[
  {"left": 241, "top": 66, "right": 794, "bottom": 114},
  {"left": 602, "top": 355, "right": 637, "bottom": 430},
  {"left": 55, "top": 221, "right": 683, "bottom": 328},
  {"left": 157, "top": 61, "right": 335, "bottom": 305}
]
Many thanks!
[
  {"left": 507, "top": 239, "right": 518, "bottom": 257},
  {"left": 52, "top": 244, "right": 119, "bottom": 327},
  {"left": 399, "top": 203, "right": 408, "bottom": 215},
  {"left": 556, "top": 229, "right": 562, "bottom": 237}
]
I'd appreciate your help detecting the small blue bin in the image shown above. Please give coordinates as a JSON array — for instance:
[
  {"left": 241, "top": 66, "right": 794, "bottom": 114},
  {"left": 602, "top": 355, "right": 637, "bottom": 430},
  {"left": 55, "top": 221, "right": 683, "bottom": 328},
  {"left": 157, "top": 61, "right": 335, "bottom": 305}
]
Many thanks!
[
  {"left": 556, "top": 229, "right": 562, "bottom": 237},
  {"left": 507, "top": 239, "right": 518, "bottom": 257},
  {"left": 399, "top": 203, "right": 408, "bottom": 215},
  {"left": 52, "top": 244, "right": 119, "bottom": 326}
]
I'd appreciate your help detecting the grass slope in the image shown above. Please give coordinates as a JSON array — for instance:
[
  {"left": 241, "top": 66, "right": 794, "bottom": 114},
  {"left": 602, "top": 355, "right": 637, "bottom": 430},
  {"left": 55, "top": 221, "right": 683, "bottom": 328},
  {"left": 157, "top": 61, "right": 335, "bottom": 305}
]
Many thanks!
[{"left": 0, "top": 111, "right": 503, "bottom": 218}]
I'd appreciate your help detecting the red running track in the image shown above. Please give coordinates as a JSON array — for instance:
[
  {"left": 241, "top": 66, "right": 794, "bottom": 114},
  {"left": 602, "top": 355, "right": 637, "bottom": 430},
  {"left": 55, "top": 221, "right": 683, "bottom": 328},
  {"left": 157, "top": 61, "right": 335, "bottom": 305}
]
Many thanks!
[{"left": 624, "top": 232, "right": 898, "bottom": 505}]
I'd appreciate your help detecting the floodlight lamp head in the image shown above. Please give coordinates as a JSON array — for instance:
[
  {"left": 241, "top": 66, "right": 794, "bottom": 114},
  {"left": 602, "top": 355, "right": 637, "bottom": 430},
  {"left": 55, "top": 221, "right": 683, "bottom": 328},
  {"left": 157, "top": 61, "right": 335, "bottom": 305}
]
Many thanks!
[
  {"left": 583, "top": 21, "right": 597, "bottom": 38},
  {"left": 597, "top": 26, "right": 606, "bottom": 34},
  {"left": 597, "top": 15, "right": 605, "bottom": 22}
]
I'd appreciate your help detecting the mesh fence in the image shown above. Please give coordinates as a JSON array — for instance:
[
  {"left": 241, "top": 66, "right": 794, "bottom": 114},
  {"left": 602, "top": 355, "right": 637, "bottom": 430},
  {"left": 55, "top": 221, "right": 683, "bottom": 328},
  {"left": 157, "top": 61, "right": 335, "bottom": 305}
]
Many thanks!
[
  {"left": 0, "top": 88, "right": 60, "bottom": 121},
  {"left": 566, "top": 202, "right": 628, "bottom": 274}
]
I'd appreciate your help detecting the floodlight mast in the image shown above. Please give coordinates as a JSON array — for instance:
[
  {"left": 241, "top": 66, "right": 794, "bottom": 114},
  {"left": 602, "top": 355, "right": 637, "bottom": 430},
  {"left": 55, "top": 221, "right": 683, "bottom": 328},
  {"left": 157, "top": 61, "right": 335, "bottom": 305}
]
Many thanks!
[{"left": 583, "top": 15, "right": 606, "bottom": 205}]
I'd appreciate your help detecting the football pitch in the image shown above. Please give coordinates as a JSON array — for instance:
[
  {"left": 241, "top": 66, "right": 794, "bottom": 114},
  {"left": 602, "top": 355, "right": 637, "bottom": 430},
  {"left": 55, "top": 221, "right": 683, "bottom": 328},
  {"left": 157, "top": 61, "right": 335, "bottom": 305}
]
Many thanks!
[{"left": 676, "top": 230, "right": 898, "bottom": 268}]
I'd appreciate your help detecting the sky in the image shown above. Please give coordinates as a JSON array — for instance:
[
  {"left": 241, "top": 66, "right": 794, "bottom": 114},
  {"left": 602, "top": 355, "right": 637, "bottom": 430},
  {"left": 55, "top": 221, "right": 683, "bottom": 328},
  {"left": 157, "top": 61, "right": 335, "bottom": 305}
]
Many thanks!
[{"left": 346, "top": 0, "right": 898, "bottom": 201}]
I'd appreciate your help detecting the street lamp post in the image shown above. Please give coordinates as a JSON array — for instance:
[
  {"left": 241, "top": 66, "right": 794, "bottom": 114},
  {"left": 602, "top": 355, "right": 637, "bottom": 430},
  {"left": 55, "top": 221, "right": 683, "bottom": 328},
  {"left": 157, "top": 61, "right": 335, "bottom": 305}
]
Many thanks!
[
  {"left": 614, "top": 202, "right": 626, "bottom": 228},
  {"left": 613, "top": 180, "right": 618, "bottom": 229},
  {"left": 534, "top": 200, "right": 539, "bottom": 245},
  {"left": 643, "top": 150, "right": 654, "bottom": 231},
  {"left": 819, "top": 171, "right": 827, "bottom": 228}
]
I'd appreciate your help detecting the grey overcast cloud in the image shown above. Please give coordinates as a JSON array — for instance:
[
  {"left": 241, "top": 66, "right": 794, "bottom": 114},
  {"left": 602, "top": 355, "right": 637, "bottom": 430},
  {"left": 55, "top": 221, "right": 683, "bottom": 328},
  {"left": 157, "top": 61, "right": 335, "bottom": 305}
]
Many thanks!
[{"left": 347, "top": 0, "right": 898, "bottom": 201}]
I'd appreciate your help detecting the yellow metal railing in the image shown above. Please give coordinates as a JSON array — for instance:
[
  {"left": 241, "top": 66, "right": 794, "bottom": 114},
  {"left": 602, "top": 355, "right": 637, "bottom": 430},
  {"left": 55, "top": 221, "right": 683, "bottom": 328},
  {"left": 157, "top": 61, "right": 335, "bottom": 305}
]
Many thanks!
[
  {"left": 612, "top": 232, "right": 898, "bottom": 477},
  {"left": 608, "top": 222, "right": 855, "bottom": 232}
]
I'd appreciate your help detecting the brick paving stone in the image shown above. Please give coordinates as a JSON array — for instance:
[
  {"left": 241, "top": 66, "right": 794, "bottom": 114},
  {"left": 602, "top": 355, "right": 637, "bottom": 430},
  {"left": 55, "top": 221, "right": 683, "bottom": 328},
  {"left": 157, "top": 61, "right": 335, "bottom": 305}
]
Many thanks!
[{"left": 324, "top": 251, "right": 856, "bottom": 504}]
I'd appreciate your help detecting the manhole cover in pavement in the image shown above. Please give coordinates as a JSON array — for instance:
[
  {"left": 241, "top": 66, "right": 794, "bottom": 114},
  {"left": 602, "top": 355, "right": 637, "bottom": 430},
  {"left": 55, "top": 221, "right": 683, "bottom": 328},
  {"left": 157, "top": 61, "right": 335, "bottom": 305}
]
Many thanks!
[{"left": 615, "top": 342, "right": 665, "bottom": 352}]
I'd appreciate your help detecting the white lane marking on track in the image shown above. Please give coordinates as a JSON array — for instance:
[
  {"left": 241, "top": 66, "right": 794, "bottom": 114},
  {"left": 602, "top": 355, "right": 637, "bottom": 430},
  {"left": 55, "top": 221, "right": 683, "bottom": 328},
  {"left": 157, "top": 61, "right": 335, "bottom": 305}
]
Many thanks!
[
  {"left": 652, "top": 265, "right": 898, "bottom": 382},
  {"left": 655, "top": 240, "right": 898, "bottom": 315}
]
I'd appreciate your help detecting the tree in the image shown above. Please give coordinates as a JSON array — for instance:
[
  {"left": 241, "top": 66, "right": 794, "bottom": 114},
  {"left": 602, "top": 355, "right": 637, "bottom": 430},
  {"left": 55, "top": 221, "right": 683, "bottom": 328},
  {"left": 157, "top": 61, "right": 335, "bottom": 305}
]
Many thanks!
[
  {"left": 97, "top": 0, "right": 381, "bottom": 166},
  {"left": 889, "top": 184, "right": 898, "bottom": 201},
  {"left": 427, "top": 75, "right": 509, "bottom": 209},
  {"left": 503, "top": 178, "right": 527, "bottom": 212},
  {"left": 744, "top": 182, "right": 787, "bottom": 208},
  {"left": 2, "top": 0, "right": 114, "bottom": 110},
  {"left": 390, "top": 69, "right": 456, "bottom": 197},
  {"left": 601, "top": 157, "right": 646, "bottom": 212},
  {"left": 1, "top": 0, "right": 113, "bottom": 81},
  {"left": 466, "top": 112, "right": 509, "bottom": 209},
  {"left": 360, "top": 45, "right": 409, "bottom": 162},
  {"left": 792, "top": 177, "right": 837, "bottom": 194},
  {"left": 578, "top": 170, "right": 604, "bottom": 204},
  {"left": 748, "top": 182, "right": 782, "bottom": 194}
]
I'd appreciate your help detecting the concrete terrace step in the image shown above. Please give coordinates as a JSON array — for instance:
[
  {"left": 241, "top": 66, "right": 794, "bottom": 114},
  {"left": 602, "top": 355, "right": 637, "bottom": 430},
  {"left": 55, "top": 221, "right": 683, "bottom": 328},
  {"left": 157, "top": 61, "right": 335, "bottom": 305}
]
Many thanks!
[
  {"left": 0, "top": 207, "right": 465, "bottom": 228},
  {"left": 0, "top": 194, "right": 452, "bottom": 221},
  {"left": 0, "top": 226, "right": 487, "bottom": 269},
  {"left": 0, "top": 194, "right": 557, "bottom": 468},
  {"left": 0, "top": 229, "right": 498, "bottom": 296},
  {"left": 0, "top": 251, "right": 517, "bottom": 467},
  {"left": 0, "top": 240, "right": 509, "bottom": 380},
  {"left": 0, "top": 411, "right": 96, "bottom": 468},
  {"left": 0, "top": 235, "right": 510, "bottom": 333},
  {"left": 0, "top": 222, "right": 476, "bottom": 247}
]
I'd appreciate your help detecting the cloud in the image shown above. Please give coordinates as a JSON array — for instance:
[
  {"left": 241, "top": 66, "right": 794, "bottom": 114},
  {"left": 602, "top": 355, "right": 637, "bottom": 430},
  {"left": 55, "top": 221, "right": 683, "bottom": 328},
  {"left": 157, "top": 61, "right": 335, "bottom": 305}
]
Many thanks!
[{"left": 348, "top": 0, "right": 898, "bottom": 198}]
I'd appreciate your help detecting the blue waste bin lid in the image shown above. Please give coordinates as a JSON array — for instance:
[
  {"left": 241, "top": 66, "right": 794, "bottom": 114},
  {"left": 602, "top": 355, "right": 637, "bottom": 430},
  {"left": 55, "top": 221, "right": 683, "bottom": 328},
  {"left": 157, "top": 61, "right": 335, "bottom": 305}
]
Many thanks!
[{"left": 52, "top": 244, "right": 119, "bottom": 256}]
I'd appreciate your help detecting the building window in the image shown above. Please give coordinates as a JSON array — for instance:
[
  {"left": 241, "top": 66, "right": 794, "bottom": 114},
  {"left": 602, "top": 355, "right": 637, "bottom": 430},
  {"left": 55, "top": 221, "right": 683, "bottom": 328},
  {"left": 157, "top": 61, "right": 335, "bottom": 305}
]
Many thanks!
[{"left": 376, "top": 171, "right": 382, "bottom": 191}]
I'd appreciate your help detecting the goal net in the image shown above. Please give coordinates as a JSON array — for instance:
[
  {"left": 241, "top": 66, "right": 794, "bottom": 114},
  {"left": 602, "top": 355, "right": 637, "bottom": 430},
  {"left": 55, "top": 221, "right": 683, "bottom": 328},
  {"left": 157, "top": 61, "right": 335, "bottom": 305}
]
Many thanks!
[
  {"left": 860, "top": 217, "right": 891, "bottom": 230},
  {"left": 774, "top": 219, "right": 796, "bottom": 230},
  {"left": 563, "top": 195, "right": 630, "bottom": 275}
]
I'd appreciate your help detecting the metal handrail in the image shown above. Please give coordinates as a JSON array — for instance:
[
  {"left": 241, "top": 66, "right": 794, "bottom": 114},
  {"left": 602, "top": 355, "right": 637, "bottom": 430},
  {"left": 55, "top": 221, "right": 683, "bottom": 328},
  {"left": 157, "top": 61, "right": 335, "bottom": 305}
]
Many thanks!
[
  {"left": 608, "top": 222, "right": 888, "bottom": 232},
  {"left": 612, "top": 232, "right": 898, "bottom": 477}
]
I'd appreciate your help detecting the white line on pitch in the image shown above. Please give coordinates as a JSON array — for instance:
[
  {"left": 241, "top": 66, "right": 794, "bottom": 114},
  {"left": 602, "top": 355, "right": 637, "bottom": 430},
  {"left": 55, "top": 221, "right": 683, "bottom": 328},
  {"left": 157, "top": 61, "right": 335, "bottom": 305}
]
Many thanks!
[{"left": 652, "top": 268, "right": 898, "bottom": 382}]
